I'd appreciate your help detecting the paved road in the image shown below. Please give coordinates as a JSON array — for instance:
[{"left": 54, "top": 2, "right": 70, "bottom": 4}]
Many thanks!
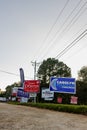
[{"left": 0, "top": 103, "right": 87, "bottom": 130}]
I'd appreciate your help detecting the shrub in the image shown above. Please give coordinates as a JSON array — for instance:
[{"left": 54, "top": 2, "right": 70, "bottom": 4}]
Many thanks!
[{"left": 8, "top": 102, "right": 87, "bottom": 115}]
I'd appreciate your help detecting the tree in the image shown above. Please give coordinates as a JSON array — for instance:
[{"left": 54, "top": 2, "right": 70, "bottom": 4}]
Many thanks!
[
  {"left": 5, "top": 82, "right": 20, "bottom": 98},
  {"left": 76, "top": 81, "right": 87, "bottom": 104},
  {"left": 78, "top": 66, "right": 87, "bottom": 82},
  {"left": 37, "top": 58, "right": 71, "bottom": 84},
  {"left": 0, "top": 91, "right": 6, "bottom": 97}
]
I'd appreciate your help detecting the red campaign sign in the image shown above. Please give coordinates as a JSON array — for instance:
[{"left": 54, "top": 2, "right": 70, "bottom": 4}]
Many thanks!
[
  {"left": 70, "top": 96, "right": 78, "bottom": 104},
  {"left": 57, "top": 97, "right": 62, "bottom": 103},
  {"left": 12, "top": 93, "right": 17, "bottom": 97},
  {"left": 24, "top": 80, "right": 40, "bottom": 93}
]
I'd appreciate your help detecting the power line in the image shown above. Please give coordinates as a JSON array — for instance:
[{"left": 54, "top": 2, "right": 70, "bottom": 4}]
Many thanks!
[
  {"left": 32, "top": 0, "right": 70, "bottom": 61},
  {"left": 42, "top": 0, "right": 70, "bottom": 43},
  {"left": 58, "top": 1, "right": 87, "bottom": 36},
  {"left": 38, "top": 0, "right": 85, "bottom": 61},
  {"left": 50, "top": 11, "right": 87, "bottom": 60},
  {"left": 53, "top": 0, "right": 86, "bottom": 41},
  {"left": 53, "top": 23, "right": 87, "bottom": 58},
  {"left": 55, "top": 29, "right": 87, "bottom": 59},
  {"left": 0, "top": 69, "right": 30, "bottom": 79},
  {"left": 0, "top": 69, "right": 19, "bottom": 77},
  {"left": 55, "top": 29, "right": 87, "bottom": 58},
  {"left": 62, "top": 40, "right": 87, "bottom": 62},
  {"left": 60, "top": 8, "right": 87, "bottom": 39}
]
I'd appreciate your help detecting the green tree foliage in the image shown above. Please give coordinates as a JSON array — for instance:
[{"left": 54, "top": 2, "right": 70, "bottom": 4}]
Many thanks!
[
  {"left": 54, "top": 81, "right": 87, "bottom": 105},
  {"left": 76, "top": 81, "right": 87, "bottom": 104},
  {"left": 0, "top": 91, "right": 6, "bottom": 97},
  {"left": 37, "top": 58, "right": 71, "bottom": 85},
  {"left": 37, "top": 58, "right": 71, "bottom": 103},
  {"left": 5, "top": 82, "right": 20, "bottom": 98},
  {"left": 78, "top": 66, "right": 87, "bottom": 83}
]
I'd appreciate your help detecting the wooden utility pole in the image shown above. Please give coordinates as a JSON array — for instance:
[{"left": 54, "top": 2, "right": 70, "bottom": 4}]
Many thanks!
[
  {"left": 31, "top": 61, "right": 40, "bottom": 80},
  {"left": 31, "top": 61, "right": 40, "bottom": 103}
]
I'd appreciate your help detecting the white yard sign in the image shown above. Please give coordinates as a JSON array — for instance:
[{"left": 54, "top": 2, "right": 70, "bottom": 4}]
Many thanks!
[{"left": 42, "top": 88, "right": 54, "bottom": 98}]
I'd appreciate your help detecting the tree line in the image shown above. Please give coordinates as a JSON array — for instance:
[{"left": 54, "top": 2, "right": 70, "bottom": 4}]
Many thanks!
[{"left": 1, "top": 58, "right": 87, "bottom": 104}]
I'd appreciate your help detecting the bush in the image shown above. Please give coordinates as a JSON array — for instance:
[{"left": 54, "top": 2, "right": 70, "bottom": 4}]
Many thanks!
[{"left": 8, "top": 101, "right": 87, "bottom": 115}]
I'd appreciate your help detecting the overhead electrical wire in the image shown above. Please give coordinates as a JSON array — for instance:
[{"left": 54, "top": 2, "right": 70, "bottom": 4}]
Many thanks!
[
  {"left": 0, "top": 69, "right": 19, "bottom": 77},
  {"left": 35, "top": 29, "right": 87, "bottom": 71},
  {"left": 55, "top": 29, "right": 87, "bottom": 59},
  {"left": 50, "top": 0, "right": 83, "bottom": 41},
  {"left": 54, "top": 23, "right": 87, "bottom": 58},
  {"left": 42, "top": 0, "right": 70, "bottom": 43},
  {"left": 0, "top": 69, "right": 30, "bottom": 79},
  {"left": 54, "top": 2, "right": 87, "bottom": 44},
  {"left": 58, "top": 1, "right": 87, "bottom": 36},
  {"left": 63, "top": 7, "right": 87, "bottom": 34},
  {"left": 62, "top": 40, "right": 87, "bottom": 62},
  {"left": 38, "top": 0, "right": 85, "bottom": 61},
  {"left": 51, "top": 9, "right": 87, "bottom": 59},
  {"left": 32, "top": 0, "right": 70, "bottom": 61},
  {"left": 2, "top": 32, "right": 86, "bottom": 78}
]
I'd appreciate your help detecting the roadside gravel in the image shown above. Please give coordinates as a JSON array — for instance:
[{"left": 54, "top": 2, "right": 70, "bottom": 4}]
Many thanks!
[{"left": 0, "top": 103, "right": 87, "bottom": 130}]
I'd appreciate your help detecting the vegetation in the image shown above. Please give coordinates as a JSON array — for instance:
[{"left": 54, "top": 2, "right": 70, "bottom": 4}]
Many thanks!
[
  {"left": 8, "top": 102, "right": 87, "bottom": 115},
  {"left": 78, "top": 66, "right": 87, "bottom": 82},
  {"left": 5, "top": 82, "right": 20, "bottom": 98},
  {"left": 76, "top": 81, "right": 87, "bottom": 104},
  {"left": 4, "top": 58, "right": 87, "bottom": 105},
  {"left": 0, "top": 91, "right": 6, "bottom": 97},
  {"left": 3, "top": 59, "right": 87, "bottom": 115},
  {"left": 37, "top": 58, "right": 71, "bottom": 84}
]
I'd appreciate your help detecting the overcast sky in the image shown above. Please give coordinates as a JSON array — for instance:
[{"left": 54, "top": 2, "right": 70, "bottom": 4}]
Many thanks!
[{"left": 0, "top": 0, "right": 87, "bottom": 91}]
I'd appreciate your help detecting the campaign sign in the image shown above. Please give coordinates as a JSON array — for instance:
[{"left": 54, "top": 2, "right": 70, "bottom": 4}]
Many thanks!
[
  {"left": 50, "top": 77, "right": 76, "bottom": 94},
  {"left": 57, "top": 97, "right": 62, "bottom": 103},
  {"left": 20, "top": 97, "right": 28, "bottom": 103},
  {"left": 44, "top": 97, "right": 53, "bottom": 101},
  {"left": 29, "top": 93, "right": 37, "bottom": 98},
  {"left": 70, "top": 96, "right": 78, "bottom": 104},
  {"left": 24, "top": 80, "right": 40, "bottom": 93},
  {"left": 42, "top": 88, "right": 54, "bottom": 98},
  {"left": 17, "top": 88, "right": 29, "bottom": 98},
  {"left": 12, "top": 87, "right": 18, "bottom": 96}
]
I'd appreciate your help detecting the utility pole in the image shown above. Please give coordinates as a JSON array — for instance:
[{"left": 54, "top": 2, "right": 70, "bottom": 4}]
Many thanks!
[
  {"left": 31, "top": 61, "right": 40, "bottom": 80},
  {"left": 34, "top": 61, "right": 36, "bottom": 80},
  {"left": 31, "top": 61, "right": 40, "bottom": 103}
]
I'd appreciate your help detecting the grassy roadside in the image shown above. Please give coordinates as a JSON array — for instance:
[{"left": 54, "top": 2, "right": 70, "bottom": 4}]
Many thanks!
[{"left": 8, "top": 102, "right": 87, "bottom": 115}]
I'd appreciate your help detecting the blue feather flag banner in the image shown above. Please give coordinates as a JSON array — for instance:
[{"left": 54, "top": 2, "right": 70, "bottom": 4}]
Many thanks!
[{"left": 19, "top": 68, "right": 25, "bottom": 87}]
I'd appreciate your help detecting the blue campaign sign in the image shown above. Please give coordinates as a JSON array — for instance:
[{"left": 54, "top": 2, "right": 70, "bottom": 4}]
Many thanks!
[
  {"left": 50, "top": 77, "right": 76, "bottom": 94},
  {"left": 17, "top": 88, "right": 29, "bottom": 98}
]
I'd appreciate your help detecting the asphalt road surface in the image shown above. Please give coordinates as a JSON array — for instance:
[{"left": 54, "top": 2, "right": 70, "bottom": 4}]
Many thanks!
[{"left": 0, "top": 103, "right": 87, "bottom": 130}]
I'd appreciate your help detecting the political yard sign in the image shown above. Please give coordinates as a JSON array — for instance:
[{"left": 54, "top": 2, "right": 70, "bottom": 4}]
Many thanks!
[
  {"left": 24, "top": 80, "right": 40, "bottom": 93},
  {"left": 42, "top": 88, "right": 54, "bottom": 98},
  {"left": 17, "top": 88, "right": 29, "bottom": 98},
  {"left": 42, "top": 88, "right": 54, "bottom": 101},
  {"left": 50, "top": 77, "right": 76, "bottom": 94}
]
